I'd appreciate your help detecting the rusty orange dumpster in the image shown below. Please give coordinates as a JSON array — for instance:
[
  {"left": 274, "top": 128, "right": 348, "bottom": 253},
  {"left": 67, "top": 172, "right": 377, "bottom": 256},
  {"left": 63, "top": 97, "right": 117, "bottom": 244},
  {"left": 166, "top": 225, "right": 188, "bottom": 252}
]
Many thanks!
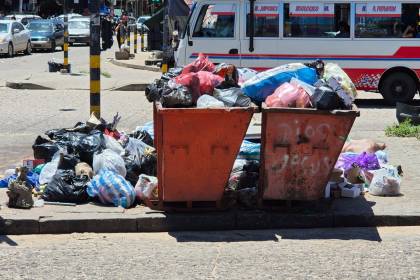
[
  {"left": 150, "top": 102, "right": 255, "bottom": 210},
  {"left": 259, "top": 104, "right": 359, "bottom": 202}
]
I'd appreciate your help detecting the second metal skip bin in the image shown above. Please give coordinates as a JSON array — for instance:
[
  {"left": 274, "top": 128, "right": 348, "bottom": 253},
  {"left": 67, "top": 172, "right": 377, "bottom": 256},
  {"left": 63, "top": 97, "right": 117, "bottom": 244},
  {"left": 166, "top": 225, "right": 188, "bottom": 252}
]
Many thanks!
[
  {"left": 259, "top": 104, "right": 359, "bottom": 202},
  {"left": 150, "top": 102, "right": 255, "bottom": 210}
]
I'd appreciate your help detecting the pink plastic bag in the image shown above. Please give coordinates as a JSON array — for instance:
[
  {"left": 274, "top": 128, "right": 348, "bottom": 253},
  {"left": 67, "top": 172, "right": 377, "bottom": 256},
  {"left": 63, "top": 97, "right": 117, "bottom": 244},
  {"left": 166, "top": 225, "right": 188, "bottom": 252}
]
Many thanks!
[
  {"left": 265, "top": 82, "right": 311, "bottom": 108},
  {"left": 181, "top": 53, "right": 216, "bottom": 74}
]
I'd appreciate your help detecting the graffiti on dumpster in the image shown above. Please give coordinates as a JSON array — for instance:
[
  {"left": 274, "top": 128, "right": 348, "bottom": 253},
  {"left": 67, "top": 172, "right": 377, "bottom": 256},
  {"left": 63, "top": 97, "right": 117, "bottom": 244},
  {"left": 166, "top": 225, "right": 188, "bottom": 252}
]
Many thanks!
[
  {"left": 271, "top": 121, "right": 337, "bottom": 175},
  {"left": 274, "top": 121, "right": 332, "bottom": 146}
]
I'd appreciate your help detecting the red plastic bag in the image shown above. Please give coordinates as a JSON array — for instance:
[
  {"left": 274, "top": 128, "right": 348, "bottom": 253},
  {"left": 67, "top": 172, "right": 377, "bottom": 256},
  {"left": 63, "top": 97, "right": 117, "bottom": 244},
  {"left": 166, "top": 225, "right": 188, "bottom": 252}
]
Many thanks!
[
  {"left": 265, "top": 82, "right": 311, "bottom": 108},
  {"left": 196, "top": 71, "right": 223, "bottom": 95},
  {"left": 174, "top": 71, "right": 223, "bottom": 102},
  {"left": 181, "top": 53, "right": 215, "bottom": 74}
]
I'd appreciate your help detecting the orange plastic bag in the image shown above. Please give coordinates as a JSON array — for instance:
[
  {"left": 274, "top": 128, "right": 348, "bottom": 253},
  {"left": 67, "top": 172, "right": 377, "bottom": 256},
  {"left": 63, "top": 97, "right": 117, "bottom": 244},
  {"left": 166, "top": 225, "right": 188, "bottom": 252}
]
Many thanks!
[{"left": 265, "top": 82, "right": 311, "bottom": 108}]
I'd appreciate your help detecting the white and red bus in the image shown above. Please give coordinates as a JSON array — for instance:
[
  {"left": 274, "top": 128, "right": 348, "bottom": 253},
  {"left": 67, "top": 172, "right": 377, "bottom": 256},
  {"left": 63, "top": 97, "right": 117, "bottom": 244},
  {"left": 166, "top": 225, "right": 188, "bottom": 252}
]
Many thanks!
[{"left": 176, "top": 0, "right": 420, "bottom": 104}]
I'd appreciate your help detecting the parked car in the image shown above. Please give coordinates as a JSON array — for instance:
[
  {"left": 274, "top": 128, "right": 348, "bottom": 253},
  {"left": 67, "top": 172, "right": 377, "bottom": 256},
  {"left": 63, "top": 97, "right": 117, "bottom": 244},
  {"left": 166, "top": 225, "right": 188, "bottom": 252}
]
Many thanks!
[
  {"left": 5, "top": 14, "right": 41, "bottom": 25},
  {"left": 0, "top": 20, "right": 31, "bottom": 57},
  {"left": 68, "top": 17, "right": 90, "bottom": 45},
  {"left": 136, "top": 16, "right": 150, "bottom": 32},
  {"left": 56, "top": 13, "right": 82, "bottom": 22},
  {"left": 26, "top": 19, "right": 64, "bottom": 52}
]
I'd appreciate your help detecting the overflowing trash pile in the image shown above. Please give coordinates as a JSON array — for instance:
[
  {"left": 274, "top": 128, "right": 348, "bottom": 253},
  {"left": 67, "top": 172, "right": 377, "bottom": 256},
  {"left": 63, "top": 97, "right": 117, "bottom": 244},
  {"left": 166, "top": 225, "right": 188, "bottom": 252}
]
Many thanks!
[
  {"left": 1, "top": 113, "right": 158, "bottom": 209},
  {"left": 146, "top": 54, "right": 356, "bottom": 110},
  {"left": 328, "top": 139, "right": 403, "bottom": 198},
  {"left": 145, "top": 53, "right": 255, "bottom": 108}
]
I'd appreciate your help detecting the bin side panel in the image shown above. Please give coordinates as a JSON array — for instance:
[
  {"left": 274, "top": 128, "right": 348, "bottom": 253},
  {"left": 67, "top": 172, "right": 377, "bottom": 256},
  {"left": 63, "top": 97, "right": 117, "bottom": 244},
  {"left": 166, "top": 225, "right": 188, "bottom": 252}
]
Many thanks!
[
  {"left": 160, "top": 110, "right": 253, "bottom": 202},
  {"left": 262, "top": 111, "right": 356, "bottom": 200}
]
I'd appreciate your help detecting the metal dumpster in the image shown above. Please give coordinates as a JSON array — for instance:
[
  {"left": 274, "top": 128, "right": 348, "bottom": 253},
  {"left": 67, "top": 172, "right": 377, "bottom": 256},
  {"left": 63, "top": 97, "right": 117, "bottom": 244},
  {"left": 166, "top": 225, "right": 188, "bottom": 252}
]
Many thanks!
[
  {"left": 150, "top": 102, "right": 255, "bottom": 210},
  {"left": 259, "top": 104, "right": 359, "bottom": 202}
]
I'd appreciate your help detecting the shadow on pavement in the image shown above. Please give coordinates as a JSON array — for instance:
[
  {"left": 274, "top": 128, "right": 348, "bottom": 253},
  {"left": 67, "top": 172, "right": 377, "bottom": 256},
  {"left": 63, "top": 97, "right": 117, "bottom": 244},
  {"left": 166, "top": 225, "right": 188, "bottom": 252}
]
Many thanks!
[
  {"left": 355, "top": 98, "right": 420, "bottom": 108},
  {"left": 169, "top": 226, "right": 381, "bottom": 243},
  {"left": 169, "top": 230, "right": 280, "bottom": 243},
  {"left": 0, "top": 235, "right": 18, "bottom": 246}
]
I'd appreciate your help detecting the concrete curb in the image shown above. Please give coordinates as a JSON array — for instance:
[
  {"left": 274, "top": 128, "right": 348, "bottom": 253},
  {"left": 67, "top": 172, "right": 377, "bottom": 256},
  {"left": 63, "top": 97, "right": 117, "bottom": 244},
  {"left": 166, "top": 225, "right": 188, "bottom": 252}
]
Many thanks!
[
  {"left": 2, "top": 211, "right": 420, "bottom": 235},
  {"left": 112, "top": 83, "right": 149, "bottom": 91},
  {"left": 5, "top": 81, "right": 149, "bottom": 92},
  {"left": 110, "top": 58, "right": 160, "bottom": 72},
  {"left": 5, "top": 81, "right": 54, "bottom": 90}
]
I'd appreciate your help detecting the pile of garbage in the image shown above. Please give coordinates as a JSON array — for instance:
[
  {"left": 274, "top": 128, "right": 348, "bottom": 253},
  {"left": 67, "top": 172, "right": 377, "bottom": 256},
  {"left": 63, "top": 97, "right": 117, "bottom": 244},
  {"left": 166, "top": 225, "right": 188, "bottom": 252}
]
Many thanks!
[
  {"left": 146, "top": 54, "right": 356, "bottom": 110},
  {"left": 0, "top": 113, "right": 158, "bottom": 209},
  {"left": 327, "top": 139, "right": 403, "bottom": 198}
]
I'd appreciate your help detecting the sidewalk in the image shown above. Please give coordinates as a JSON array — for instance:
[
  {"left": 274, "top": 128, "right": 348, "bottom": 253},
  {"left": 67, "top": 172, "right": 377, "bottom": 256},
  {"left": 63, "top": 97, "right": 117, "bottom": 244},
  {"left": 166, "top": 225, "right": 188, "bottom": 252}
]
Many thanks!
[
  {"left": 3, "top": 44, "right": 161, "bottom": 91},
  {"left": 110, "top": 51, "right": 161, "bottom": 72},
  {"left": 1, "top": 187, "right": 420, "bottom": 235}
]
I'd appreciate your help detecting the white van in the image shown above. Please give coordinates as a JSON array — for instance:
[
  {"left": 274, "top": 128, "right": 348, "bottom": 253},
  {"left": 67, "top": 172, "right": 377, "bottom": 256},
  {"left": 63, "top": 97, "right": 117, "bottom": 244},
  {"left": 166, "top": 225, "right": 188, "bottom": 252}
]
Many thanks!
[{"left": 176, "top": 0, "right": 420, "bottom": 104}]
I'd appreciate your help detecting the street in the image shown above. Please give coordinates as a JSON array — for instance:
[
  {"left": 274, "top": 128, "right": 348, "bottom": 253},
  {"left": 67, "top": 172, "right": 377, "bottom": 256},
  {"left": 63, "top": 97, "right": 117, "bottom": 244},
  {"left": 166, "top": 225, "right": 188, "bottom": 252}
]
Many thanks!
[
  {"left": 1, "top": 227, "right": 420, "bottom": 279},
  {"left": 1, "top": 18, "right": 420, "bottom": 280}
]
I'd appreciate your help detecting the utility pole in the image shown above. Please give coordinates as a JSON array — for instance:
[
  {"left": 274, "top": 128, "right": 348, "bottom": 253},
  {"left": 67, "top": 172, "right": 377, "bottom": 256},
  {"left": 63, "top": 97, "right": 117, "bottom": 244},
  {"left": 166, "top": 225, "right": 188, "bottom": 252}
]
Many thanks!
[
  {"left": 89, "top": 0, "right": 101, "bottom": 117},
  {"left": 161, "top": 0, "right": 169, "bottom": 73},
  {"left": 63, "top": 0, "right": 69, "bottom": 72}
]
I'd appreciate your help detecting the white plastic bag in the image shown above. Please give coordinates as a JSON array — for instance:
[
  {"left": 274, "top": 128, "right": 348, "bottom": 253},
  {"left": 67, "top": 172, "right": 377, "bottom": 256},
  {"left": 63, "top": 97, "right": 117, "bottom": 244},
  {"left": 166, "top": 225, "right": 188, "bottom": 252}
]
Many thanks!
[
  {"left": 323, "top": 63, "right": 357, "bottom": 99},
  {"left": 134, "top": 174, "right": 158, "bottom": 200},
  {"left": 39, "top": 152, "right": 61, "bottom": 185},
  {"left": 93, "top": 149, "right": 126, "bottom": 177},
  {"left": 104, "top": 135, "right": 124, "bottom": 155},
  {"left": 369, "top": 165, "right": 401, "bottom": 196},
  {"left": 197, "top": 94, "right": 225, "bottom": 108}
]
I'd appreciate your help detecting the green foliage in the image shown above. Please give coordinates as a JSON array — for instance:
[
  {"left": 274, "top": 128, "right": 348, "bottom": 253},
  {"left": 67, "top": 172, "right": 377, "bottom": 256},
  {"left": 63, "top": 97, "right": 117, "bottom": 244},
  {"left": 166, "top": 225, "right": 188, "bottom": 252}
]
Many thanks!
[{"left": 385, "top": 119, "right": 420, "bottom": 139}]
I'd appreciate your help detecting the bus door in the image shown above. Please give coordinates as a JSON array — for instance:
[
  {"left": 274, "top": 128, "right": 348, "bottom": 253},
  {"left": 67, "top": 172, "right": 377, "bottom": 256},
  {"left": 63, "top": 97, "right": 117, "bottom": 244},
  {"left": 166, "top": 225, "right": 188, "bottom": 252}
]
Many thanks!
[
  {"left": 240, "top": 1, "right": 281, "bottom": 70},
  {"left": 183, "top": 2, "right": 241, "bottom": 66}
]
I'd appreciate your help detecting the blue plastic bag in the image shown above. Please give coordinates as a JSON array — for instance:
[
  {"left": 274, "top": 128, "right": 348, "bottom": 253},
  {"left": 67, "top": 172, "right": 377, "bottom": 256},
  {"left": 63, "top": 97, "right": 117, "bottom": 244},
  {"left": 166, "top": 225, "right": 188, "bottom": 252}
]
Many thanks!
[
  {"left": 241, "top": 64, "right": 317, "bottom": 103},
  {"left": 87, "top": 170, "right": 136, "bottom": 208},
  {"left": 0, "top": 171, "right": 40, "bottom": 189},
  {"left": 238, "top": 140, "right": 260, "bottom": 160}
]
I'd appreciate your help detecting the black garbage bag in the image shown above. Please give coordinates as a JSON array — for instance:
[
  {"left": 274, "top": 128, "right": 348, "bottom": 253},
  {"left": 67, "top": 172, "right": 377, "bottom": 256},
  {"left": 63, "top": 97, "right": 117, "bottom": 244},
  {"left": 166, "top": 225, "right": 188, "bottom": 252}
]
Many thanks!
[
  {"left": 124, "top": 156, "right": 142, "bottom": 186},
  {"left": 161, "top": 86, "right": 193, "bottom": 108},
  {"left": 57, "top": 154, "right": 80, "bottom": 171},
  {"left": 237, "top": 187, "right": 258, "bottom": 208},
  {"left": 161, "top": 67, "right": 183, "bottom": 80},
  {"left": 124, "top": 151, "right": 157, "bottom": 185},
  {"left": 311, "top": 87, "right": 345, "bottom": 110},
  {"left": 213, "top": 87, "right": 252, "bottom": 107},
  {"left": 76, "top": 130, "right": 105, "bottom": 166},
  {"left": 32, "top": 135, "right": 60, "bottom": 162},
  {"left": 132, "top": 130, "right": 154, "bottom": 147},
  {"left": 145, "top": 80, "right": 162, "bottom": 102},
  {"left": 42, "top": 170, "right": 90, "bottom": 203},
  {"left": 140, "top": 152, "right": 157, "bottom": 176}
]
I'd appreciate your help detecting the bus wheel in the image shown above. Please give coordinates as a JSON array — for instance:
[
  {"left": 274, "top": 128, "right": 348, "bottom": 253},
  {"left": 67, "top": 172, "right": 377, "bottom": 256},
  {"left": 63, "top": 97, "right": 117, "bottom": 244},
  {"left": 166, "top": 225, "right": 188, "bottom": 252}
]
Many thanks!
[{"left": 380, "top": 72, "right": 417, "bottom": 105}]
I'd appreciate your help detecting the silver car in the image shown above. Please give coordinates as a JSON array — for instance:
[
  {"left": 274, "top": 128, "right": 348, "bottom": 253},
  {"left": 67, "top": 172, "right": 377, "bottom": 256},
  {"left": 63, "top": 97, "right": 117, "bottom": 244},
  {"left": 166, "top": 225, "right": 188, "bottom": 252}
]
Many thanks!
[
  {"left": 0, "top": 20, "right": 32, "bottom": 57},
  {"left": 68, "top": 17, "right": 90, "bottom": 46}
]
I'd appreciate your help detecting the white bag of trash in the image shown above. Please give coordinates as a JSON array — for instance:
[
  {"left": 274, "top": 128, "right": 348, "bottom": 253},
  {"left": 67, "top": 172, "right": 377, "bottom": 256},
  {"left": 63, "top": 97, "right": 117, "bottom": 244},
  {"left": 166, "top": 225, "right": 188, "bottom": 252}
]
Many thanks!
[
  {"left": 93, "top": 149, "right": 127, "bottom": 177},
  {"left": 369, "top": 165, "right": 401, "bottom": 196},
  {"left": 134, "top": 174, "right": 158, "bottom": 200},
  {"left": 197, "top": 94, "right": 225, "bottom": 108}
]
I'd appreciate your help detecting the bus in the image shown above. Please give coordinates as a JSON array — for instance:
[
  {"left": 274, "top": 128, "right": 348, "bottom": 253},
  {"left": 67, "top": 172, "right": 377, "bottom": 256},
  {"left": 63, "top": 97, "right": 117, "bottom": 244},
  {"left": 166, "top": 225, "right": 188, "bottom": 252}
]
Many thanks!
[{"left": 176, "top": 0, "right": 420, "bottom": 104}]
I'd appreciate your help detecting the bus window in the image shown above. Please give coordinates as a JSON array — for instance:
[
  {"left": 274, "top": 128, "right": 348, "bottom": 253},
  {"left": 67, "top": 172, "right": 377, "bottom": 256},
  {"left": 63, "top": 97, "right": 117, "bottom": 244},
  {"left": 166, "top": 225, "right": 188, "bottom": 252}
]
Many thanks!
[
  {"left": 284, "top": 2, "right": 350, "bottom": 38},
  {"left": 193, "top": 4, "right": 236, "bottom": 38},
  {"left": 246, "top": 4, "right": 280, "bottom": 37},
  {"left": 355, "top": 3, "right": 420, "bottom": 38}
]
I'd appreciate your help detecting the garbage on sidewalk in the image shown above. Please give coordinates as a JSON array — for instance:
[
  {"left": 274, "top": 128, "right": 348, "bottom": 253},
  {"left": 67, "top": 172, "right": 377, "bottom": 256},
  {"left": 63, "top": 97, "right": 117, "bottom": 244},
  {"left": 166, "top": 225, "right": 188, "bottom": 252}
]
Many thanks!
[
  {"left": 327, "top": 139, "right": 403, "bottom": 198},
  {"left": 2, "top": 113, "right": 158, "bottom": 209}
]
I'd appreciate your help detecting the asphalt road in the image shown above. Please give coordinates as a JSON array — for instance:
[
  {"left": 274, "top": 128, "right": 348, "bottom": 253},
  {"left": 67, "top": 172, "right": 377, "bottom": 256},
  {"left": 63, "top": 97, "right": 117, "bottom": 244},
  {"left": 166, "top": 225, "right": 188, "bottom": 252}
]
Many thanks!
[{"left": 1, "top": 227, "right": 419, "bottom": 279}]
